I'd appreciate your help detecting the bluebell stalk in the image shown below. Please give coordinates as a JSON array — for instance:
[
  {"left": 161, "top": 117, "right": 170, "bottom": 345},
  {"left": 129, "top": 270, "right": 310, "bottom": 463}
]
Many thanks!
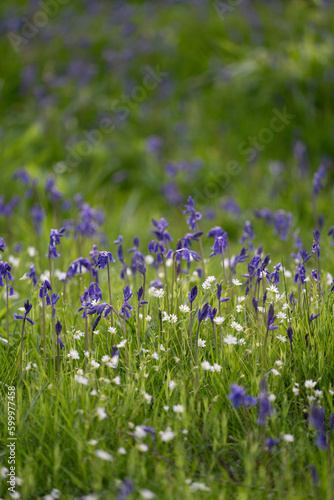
[{"left": 13, "top": 300, "right": 35, "bottom": 373}]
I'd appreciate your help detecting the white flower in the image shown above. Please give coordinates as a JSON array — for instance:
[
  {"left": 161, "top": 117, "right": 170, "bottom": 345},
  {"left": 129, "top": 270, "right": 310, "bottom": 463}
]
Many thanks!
[
  {"left": 145, "top": 254, "right": 154, "bottom": 265},
  {"left": 271, "top": 369, "right": 280, "bottom": 376},
  {"left": 206, "top": 275, "right": 216, "bottom": 283},
  {"left": 231, "top": 321, "right": 243, "bottom": 332},
  {"left": 163, "top": 406, "right": 169, "bottom": 411},
  {"left": 88, "top": 439, "right": 98, "bottom": 445},
  {"left": 50, "top": 489, "right": 61, "bottom": 499},
  {"left": 169, "top": 314, "right": 178, "bottom": 324},
  {"left": 96, "top": 407, "right": 107, "bottom": 420},
  {"left": 152, "top": 288, "right": 165, "bottom": 298},
  {"left": 283, "top": 434, "right": 294, "bottom": 443},
  {"left": 201, "top": 361, "right": 211, "bottom": 371},
  {"left": 162, "top": 311, "right": 169, "bottom": 322},
  {"left": 214, "top": 316, "right": 225, "bottom": 325},
  {"left": 179, "top": 304, "right": 190, "bottom": 313},
  {"left": 94, "top": 449, "right": 113, "bottom": 461},
  {"left": 9, "top": 255, "right": 19, "bottom": 267},
  {"left": 159, "top": 427, "right": 175, "bottom": 442},
  {"left": 282, "top": 302, "right": 289, "bottom": 310},
  {"left": 173, "top": 404, "right": 184, "bottom": 414},
  {"left": 139, "top": 489, "right": 156, "bottom": 499},
  {"left": 73, "top": 333, "right": 81, "bottom": 340},
  {"left": 274, "top": 360, "right": 283, "bottom": 367},
  {"left": 117, "top": 339, "right": 127, "bottom": 348},
  {"left": 329, "top": 390, "right": 334, "bottom": 396},
  {"left": 314, "top": 390, "right": 323, "bottom": 398},
  {"left": 307, "top": 395, "right": 316, "bottom": 402},
  {"left": 118, "top": 447, "right": 127, "bottom": 455},
  {"left": 212, "top": 363, "right": 222, "bottom": 372},
  {"left": 152, "top": 352, "right": 159, "bottom": 360},
  {"left": 292, "top": 387, "right": 300, "bottom": 396},
  {"left": 224, "top": 335, "right": 237, "bottom": 345},
  {"left": 137, "top": 443, "right": 149, "bottom": 452},
  {"left": 141, "top": 391, "right": 152, "bottom": 404},
  {"left": 276, "top": 335, "right": 287, "bottom": 343},
  {"left": 169, "top": 380, "right": 176, "bottom": 390},
  {"left": 237, "top": 296, "right": 246, "bottom": 303},
  {"left": 90, "top": 389, "right": 98, "bottom": 396},
  {"left": 90, "top": 360, "right": 100, "bottom": 369},
  {"left": 238, "top": 338, "right": 246, "bottom": 345},
  {"left": 197, "top": 338, "right": 206, "bottom": 347},
  {"left": 84, "top": 351, "right": 90, "bottom": 357},
  {"left": 232, "top": 279, "right": 242, "bottom": 286},
  {"left": 305, "top": 380, "right": 317, "bottom": 389},
  {"left": 257, "top": 306, "right": 265, "bottom": 313},
  {"left": 146, "top": 315, "right": 152, "bottom": 322},
  {"left": 277, "top": 312, "right": 287, "bottom": 322},
  {"left": 67, "top": 349, "right": 80, "bottom": 360},
  {"left": 27, "top": 246, "right": 37, "bottom": 257},
  {"left": 134, "top": 426, "right": 147, "bottom": 438},
  {"left": 108, "top": 327, "right": 117, "bottom": 334},
  {"left": 113, "top": 376, "right": 121, "bottom": 385},
  {"left": 102, "top": 355, "right": 110, "bottom": 363},
  {"left": 236, "top": 305, "right": 243, "bottom": 312},
  {"left": 267, "top": 284, "right": 279, "bottom": 294},
  {"left": 159, "top": 344, "right": 166, "bottom": 351},
  {"left": 75, "top": 375, "right": 89, "bottom": 385},
  {"left": 189, "top": 482, "right": 211, "bottom": 492},
  {"left": 268, "top": 394, "right": 276, "bottom": 402},
  {"left": 10, "top": 492, "right": 21, "bottom": 499}
]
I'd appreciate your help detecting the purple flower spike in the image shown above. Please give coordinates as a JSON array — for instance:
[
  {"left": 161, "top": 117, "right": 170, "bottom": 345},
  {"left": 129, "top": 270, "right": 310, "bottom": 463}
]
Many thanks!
[{"left": 188, "top": 285, "right": 198, "bottom": 304}]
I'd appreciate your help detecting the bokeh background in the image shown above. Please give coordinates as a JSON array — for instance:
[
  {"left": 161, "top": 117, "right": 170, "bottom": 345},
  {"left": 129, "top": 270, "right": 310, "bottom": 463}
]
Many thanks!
[{"left": 1, "top": 0, "right": 334, "bottom": 250}]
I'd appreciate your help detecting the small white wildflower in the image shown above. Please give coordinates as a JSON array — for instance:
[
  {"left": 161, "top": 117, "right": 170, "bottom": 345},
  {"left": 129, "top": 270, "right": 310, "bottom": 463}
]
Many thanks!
[
  {"left": 152, "top": 352, "right": 159, "bottom": 360},
  {"left": 102, "top": 355, "right": 111, "bottom": 363},
  {"left": 169, "top": 314, "right": 178, "bottom": 324},
  {"left": 305, "top": 380, "right": 317, "bottom": 389},
  {"left": 146, "top": 315, "right": 152, "bottom": 322},
  {"left": 257, "top": 306, "right": 265, "bottom": 313},
  {"left": 214, "top": 316, "right": 225, "bottom": 325},
  {"left": 137, "top": 443, "right": 149, "bottom": 452},
  {"left": 292, "top": 387, "right": 300, "bottom": 396},
  {"left": 173, "top": 404, "right": 184, "bottom": 414},
  {"left": 90, "top": 360, "right": 100, "bottom": 369},
  {"left": 153, "top": 288, "right": 165, "bottom": 298},
  {"left": 90, "top": 389, "right": 98, "bottom": 396},
  {"left": 27, "top": 246, "right": 37, "bottom": 257},
  {"left": 197, "top": 338, "right": 206, "bottom": 347},
  {"left": 108, "top": 327, "right": 117, "bottom": 334},
  {"left": 67, "top": 349, "right": 80, "bottom": 360},
  {"left": 169, "top": 380, "right": 176, "bottom": 390},
  {"left": 189, "top": 482, "right": 211, "bottom": 492},
  {"left": 212, "top": 363, "right": 222, "bottom": 372},
  {"left": 163, "top": 406, "right": 169, "bottom": 411},
  {"left": 268, "top": 394, "right": 276, "bottom": 402},
  {"left": 232, "top": 279, "right": 242, "bottom": 286},
  {"left": 88, "top": 439, "right": 98, "bottom": 445},
  {"left": 75, "top": 375, "right": 89, "bottom": 385},
  {"left": 117, "top": 339, "right": 127, "bottom": 348},
  {"left": 113, "top": 376, "right": 121, "bottom": 385},
  {"left": 118, "top": 447, "right": 127, "bottom": 455},
  {"left": 96, "top": 407, "right": 107, "bottom": 420},
  {"left": 94, "top": 449, "right": 113, "bottom": 461},
  {"left": 236, "top": 304, "right": 243, "bottom": 312},
  {"left": 159, "top": 427, "right": 175, "bottom": 442},
  {"left": 283, "top": 434, "right": 294, "bottom": 443},
  {"left": 231, "top": 321, "right": 243, "bottom": 332},
  {"left": 238, "top": 338, "right": 246, "bottom": 345},
  {"left": 179, "top": 304, "right": 190, "bottom": 313},
  {"left": 276, "top": 335, "right": 287, "bottom": 343},
  {"left": 139, "top": 490, "right": 156, "bottom": 499},
  {"left": 274, "top": 360, "right": 283, "bottom": 367},
  {"left": 224, "top": 335, "right": 238, "bottom": 345},
  {"left": 201, "top": 361, "right": 211, "bottom": 371},
  {"left": 134, "top": 426, "right": 147, "bottom": 438},
  {"left": 159, "top": 344, "right": 166, "bottom": 351},
  {"left": 314, "top": 390, "right": 323, "bottom": 398},
  {"left": 271, "top": 369, "right": 280, "bottom": 376}
]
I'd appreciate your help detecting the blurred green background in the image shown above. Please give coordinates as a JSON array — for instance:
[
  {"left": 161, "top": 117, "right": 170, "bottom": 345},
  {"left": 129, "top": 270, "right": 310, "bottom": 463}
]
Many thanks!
[{"left": 0, "top": 0, "right": 333, "bottom": 247}]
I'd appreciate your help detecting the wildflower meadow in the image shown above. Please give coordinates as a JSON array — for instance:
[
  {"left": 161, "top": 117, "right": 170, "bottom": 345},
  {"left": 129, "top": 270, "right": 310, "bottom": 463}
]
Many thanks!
[{"left": 1, "top": 1, "right": 334, "bottom": 499}]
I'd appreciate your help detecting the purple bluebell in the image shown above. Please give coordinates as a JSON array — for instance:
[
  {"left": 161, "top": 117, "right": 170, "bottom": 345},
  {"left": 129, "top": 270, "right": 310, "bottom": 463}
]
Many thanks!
[
  {"left": 182, "top": 232, "right": 203, "bottom": 249},
  {"left": 267, "top": 304, "right": 278, "bottom": 330},
  {"left": 96, "top": 251, "right": 115, "bottom": 269},
  {"left": 208, "top": 305, "right": 217, "bottom": 324},
  {"left": 56, "top": 319, "right": 64, "bottom": 350},
  {"left": 257, "top": 379, "right": 273, "bottom": 425},
  {"left": 50, "top": 293, "right": 60, "bottom": 318},
  {"left": 308, "top": 465, "right": 319, "bottom": 485},
  {"left": 273, "top": 210, "right": 292, "bottom": 241},
  {"left": 46, "top": 228, "right": 66, "bottom": 259},
  {"left": 128, "top": 237, "right": 145, "bottom": 273},
  {"left": 312, "top": 229, "right": 320, "bottom": 259},
  {"left": 221, "top": 198, "right": 240, "bottom": 216},
  {"left": 287, "top": 325, "right": 293, "bottom": 344},
  {"left": 120, "top": 285, "right": 133, "bottom": 319},
  {"left": 270, "top": 263, "right": 281, "bottom": 284},
  {"left": 240, "top": 221, "right": 255, "bottom": 250},
  {"left": 328, "top": 227, "right": 334, "bottom": 246},
  {"left": 45, "top": 176, "right": 63, "bottom": 201},
  {"left": 198, "top": 302, "right": 209, "bottom": 323},
  {"left": 265, "top": 437, "right": 280, "bottom": 452},
  {"left": 152, "top": 218, "right": 173, "bottom": 243},
  {"left": 183, "top": 196, "right": 202, "bottom": 231},
  {"left": 313, "top": 163, "right": 327, "bottom": 196},
  {"left": 12, "top": 168, "right": 30, "bottom": 185},
  {"left": 309, "top": 405, "right": 327, "bottom": 450},
  {"left": 148, "top": 240, "right": 166, "bottom": 264},
  {"left": 137, "top": 287, "right": 148, "bottom": 308},
  {"left": 13, "top": 300, "right": 35, "bottom": 325},
  {"left": 209, "top": 235, "right": 228, "bottom": 258},
  {"left": 117, "top": 479, "right": 133, "bottom": 500},
  {"left": 309, "top": 313, "right": 320, "bottom": 324},
  {"left": 0, "top": 237, "right": 6, "bottom": 252},
  {"left": 254, "top": 208, "right": 273, "bottom": 225},
  {"left": 188, "top": 285, "right": 198, "bottom": 304},
  {"left": 228, "top": 384, "right": 257, "bottom": 409}
]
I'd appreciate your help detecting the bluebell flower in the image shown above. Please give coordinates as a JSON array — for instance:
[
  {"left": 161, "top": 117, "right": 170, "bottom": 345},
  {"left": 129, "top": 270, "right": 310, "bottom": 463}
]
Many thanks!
[
  {"left": 267, "top": 304, "right": 278, "bottom": 330},
  {"left": 198, "top": 302, "right": 209, "bottom": 323},
  {"left": 45, "top": 175, "right": 63, "bottom": 201},
  {"left": 188, "top": 285, "right": 198, "bottom": 304},
  {"left": 240, "top": 221, "right": 255, "bottom": 250},
  {"left": 309, "top": 313, "right": 320, "bottom": 324},
  {"left": 308, "top": 465, "right": 319, "bottom": 485},
  {"left": 221, "top": 198, "right": 240, "bottom": 216},
  {"left": 13, "top": 300, "right": 35, "bottom": 325},
  {"left": 96, "top": 251, "right": 115, "bottom": 269},
  {"left": 39, "top": 279, "right": 52, "bottom": 299},
  {"left": 152, "top": 218, "right": 173, "bottom": 243},
  {"left": 183, "top": 196, "right": 202, "bottom": 231},
  {"left": 254, "top": 208, "right": 273, "bottom": 225},
  {"left": 309, "top": 405, "right": 327, "bottom": 450},
  {"left": 287, "top": 325, "right": 293, "bottom": 344},
  {"left": 312, "top": 229, "right": 320, "bottom": 259},
  {"left": 50, "top": 293, "right": 60, "bottom": 318},
  {"left": 257, "top": 379, "right": 273, "bottom": 425},
  {"left": 137, "top": 286, "right": 148, "bottom": 308},
  {"left": 46, "top": 227, "right": 66, "bottom": 259},
  {"left": 114, "top": 236, "right": 124, "bottom": 263},
  {"left": 270, "top": 263, "right": 281, "bottom": 284},
  {"left": 328, "top": 227, "right": 334, "bottom": 246},
  {"left": 12, "top": 168, "right": 30, "bottom": 185},
  {"left": 313, "top": 163, "right": 327, "bottom": 196},
  {"left": 228, "top": 384, "right": 257, "bottom": 409},
  {"left": 0, "top": 261, "right": 13, "bottom": 283},
  {"left": 207, "top": 226, "right": 226, "bottom": 239},
  {"left": 208, "top": 306, "right": 217, "bottom": 324},
  {"left": 0, "top": 237, "right": 6, "bottom": 253},
  {"left": 56, "top": 319, "right": 64, "bottom": 350},
  {"left": 265, "top": 437, "right": 280, "bottom": 452},
  {"left": 182, "top": 232, "right": 203, "bottom": 249},
  {"left": 209, "top": 235, "right": 228, "bottom": 258},
  {"left": 120, "top": 285, "right": 133, "bottom": 319},
  {"left": 273, "top": 210, "right": 292, "bottom": 241},
  {"left": 117, "top": 479, "right": 133, "bottom": 500}
]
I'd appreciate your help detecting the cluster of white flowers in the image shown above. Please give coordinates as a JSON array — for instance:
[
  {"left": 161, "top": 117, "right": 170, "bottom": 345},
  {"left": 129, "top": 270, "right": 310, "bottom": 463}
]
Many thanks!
[
  {"left": 179, "top": 304, "right": 190, "bottom": 313},
  {"left": 150, "top": 288, "right": 165, "bottom": 298},
  {"left": 162, "top": 311, "right": 177, "bottom": 323},
  {"left": 159, "top": 427, "right": 175, "bottom": 442},
  {"left": 202, "top": 275, "right": 216, "bottom": 290},
  {"left": 231, "top": 321, "right": 243, "bottom": 332},
  {"left": 201, "top": 361, "right": 222, "bottom": 372}
]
